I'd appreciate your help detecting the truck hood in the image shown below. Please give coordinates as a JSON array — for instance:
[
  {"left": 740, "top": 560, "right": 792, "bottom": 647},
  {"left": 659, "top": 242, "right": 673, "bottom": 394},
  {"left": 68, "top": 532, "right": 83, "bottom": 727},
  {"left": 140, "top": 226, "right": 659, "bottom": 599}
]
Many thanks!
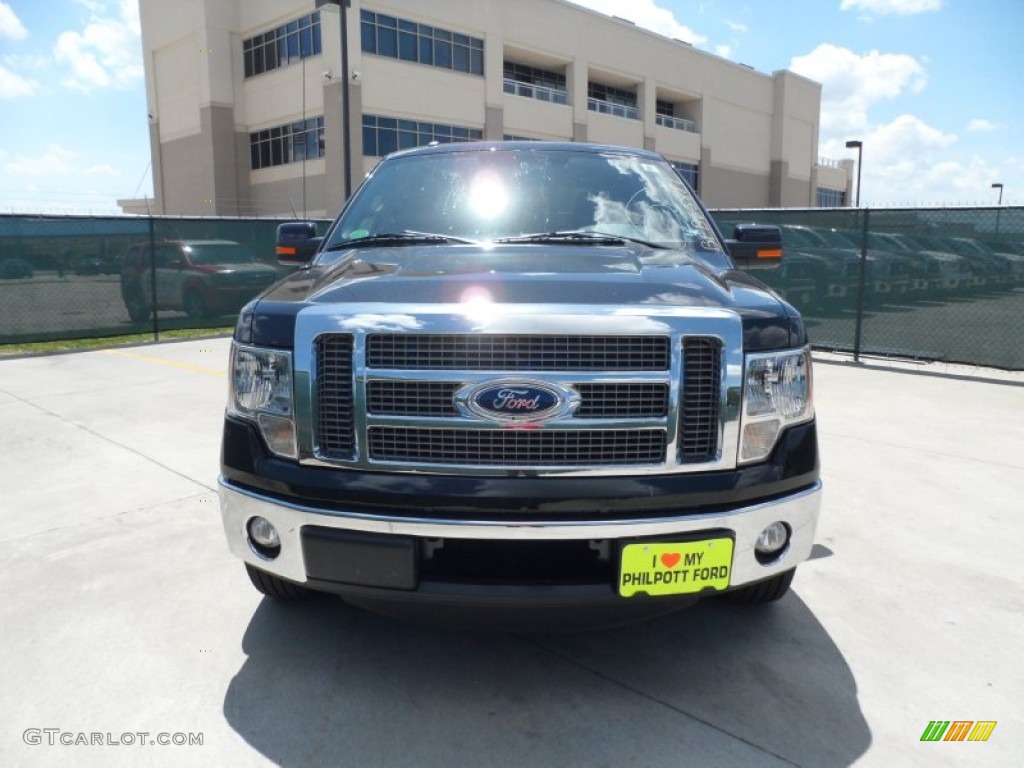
[{"left": 243, "top": 244, "right": 805, "bottom": 351}]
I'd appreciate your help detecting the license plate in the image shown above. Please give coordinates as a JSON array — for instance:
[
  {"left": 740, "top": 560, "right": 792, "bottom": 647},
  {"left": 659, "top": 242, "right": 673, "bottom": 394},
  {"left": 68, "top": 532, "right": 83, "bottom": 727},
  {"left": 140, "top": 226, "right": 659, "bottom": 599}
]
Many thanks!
[{"left": 619, "top": 539, "right": 733, "bottom": 597}]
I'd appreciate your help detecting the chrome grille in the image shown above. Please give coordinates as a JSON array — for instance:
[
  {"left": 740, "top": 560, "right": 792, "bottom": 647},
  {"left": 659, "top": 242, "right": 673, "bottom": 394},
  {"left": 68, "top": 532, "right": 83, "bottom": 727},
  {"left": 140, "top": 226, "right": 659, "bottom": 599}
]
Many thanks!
[
  {"left": 575, "top": 383, "right": 668, "bottom": 418},
  {"left": 366, "top": 334, "right": 670, "bottom": 370},
  {"left": 306, "top": 321, "right": 738, "bottom": 475},
  {"left": 365, "top": 381, "right": 668, "bottom": 418},
  {"left": 367, "top": 381, "right": 459, "bottom": 416},
  {"left": 315, "top": 334, "right": 355, "bottom": 459},
  {"left": 679, "top": 337, "right": 722, "bottom": 462},
  {"left": 368, "top": 427, "right": 666, "bottom": 466}
]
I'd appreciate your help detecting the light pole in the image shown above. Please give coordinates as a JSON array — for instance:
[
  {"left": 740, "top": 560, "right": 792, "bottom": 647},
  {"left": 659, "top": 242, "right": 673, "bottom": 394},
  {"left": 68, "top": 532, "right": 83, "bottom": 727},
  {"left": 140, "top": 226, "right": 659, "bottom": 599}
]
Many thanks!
[
  {"left": 317, "top": 0, "right": 353, "bottom": 200},
  {"left": 992, "top": 183, "right": 1004, "bottom": 237},
  {"left": 845, "top": 140, "right": 863, "bottom": 208}
]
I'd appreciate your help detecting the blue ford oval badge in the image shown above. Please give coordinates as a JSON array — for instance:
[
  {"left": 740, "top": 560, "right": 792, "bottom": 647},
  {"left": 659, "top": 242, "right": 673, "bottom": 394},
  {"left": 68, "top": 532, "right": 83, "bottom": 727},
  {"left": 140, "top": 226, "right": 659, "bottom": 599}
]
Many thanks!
[{"left": 458, "top": 380, "right": 575, "bottom": 422}]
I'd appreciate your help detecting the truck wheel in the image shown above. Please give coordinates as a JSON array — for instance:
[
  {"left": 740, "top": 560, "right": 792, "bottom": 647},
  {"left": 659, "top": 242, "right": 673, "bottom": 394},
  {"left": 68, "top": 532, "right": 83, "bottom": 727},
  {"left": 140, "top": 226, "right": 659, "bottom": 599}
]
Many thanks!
[
  {"left": 724, "top": 568, "right": 795, "bottom": 604},
  {"left": 183, "top": 288, "right": 209, "bottom": 318},
  {"left": 245, "top": 563, "right": 314, "bottom": 600},
  {"left": 125, "top": 292, "right": 151, "bottom": 322}
]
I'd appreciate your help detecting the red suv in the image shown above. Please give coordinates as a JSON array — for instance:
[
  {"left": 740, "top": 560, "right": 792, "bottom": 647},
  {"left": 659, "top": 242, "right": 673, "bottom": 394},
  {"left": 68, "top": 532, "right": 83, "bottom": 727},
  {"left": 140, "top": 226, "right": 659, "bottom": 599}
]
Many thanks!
[{"left": 121, "top": 240, "right": 279, "bottom": 321}]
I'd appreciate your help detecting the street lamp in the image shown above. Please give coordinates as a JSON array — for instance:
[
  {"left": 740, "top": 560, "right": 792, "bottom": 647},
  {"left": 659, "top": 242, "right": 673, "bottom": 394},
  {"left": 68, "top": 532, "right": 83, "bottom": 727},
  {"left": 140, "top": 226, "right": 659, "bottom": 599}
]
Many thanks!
[
  {"left": 317, "top": 0, "right": 353, "bottom": 200},
  {"left": 845, "top": 140, "right": 863, "bottom": 208},
  {"left": 992, "top": 183, "right": 1004, "bottom": 237}
]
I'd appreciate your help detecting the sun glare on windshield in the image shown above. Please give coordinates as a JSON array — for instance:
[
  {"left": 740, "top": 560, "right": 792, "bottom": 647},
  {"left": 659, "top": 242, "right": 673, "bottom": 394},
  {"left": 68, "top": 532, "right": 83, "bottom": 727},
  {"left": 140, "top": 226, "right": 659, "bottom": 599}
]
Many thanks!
[{"left": 468, "top": 170, "right": 509, "bottom": 220}]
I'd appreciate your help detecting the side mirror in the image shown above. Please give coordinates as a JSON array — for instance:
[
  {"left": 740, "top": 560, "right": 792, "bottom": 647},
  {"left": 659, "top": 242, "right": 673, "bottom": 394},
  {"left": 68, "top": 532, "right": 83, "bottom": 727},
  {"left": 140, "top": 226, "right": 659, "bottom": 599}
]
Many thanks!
[
  {"left": 276, "top": 221, "right": 322, "bottom": 266},
  {"left": 726, "top": 224, "right": 784, "bottom": 271}
]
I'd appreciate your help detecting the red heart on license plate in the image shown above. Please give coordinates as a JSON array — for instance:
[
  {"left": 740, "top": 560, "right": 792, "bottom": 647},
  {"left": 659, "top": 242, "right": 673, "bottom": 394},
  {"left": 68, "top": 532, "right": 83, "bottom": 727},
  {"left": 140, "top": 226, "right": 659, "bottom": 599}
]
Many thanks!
[{"left": 660, "top": 553, "right": 681, "bottom": 569}]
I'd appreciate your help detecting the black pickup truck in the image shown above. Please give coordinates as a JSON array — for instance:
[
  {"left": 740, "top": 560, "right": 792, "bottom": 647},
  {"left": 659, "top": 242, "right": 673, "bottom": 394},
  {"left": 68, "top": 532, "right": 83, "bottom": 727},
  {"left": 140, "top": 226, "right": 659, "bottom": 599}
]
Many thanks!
[{"left": 219, "top": 142, "right": 820, "bottom": 629}]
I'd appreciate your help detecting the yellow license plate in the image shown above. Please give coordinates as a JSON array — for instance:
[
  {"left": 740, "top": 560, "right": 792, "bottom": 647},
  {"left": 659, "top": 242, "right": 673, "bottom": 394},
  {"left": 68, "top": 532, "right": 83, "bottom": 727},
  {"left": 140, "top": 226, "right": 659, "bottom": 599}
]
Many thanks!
[{"left": 619, "top": 539, "right": 734, "bottom": 597}]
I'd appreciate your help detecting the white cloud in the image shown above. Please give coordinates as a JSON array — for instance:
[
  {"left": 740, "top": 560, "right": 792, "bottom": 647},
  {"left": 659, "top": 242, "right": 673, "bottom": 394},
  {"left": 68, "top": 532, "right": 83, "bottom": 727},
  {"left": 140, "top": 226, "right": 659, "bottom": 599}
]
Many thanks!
[
  {"left": 715, "top": 45, "right": 732, "bottom": 59},
  {"left": 3, "top": 145, "right": 123, "bottom": 181},
  {"left": 0, "top": 1, "right": 27, "bottom": 40},
  {"left": 840, "top": 0, "right": 942, "bottom": 15},
  {"left": 568, "top": 0, "right": 707, "bottom": 45},
  {"left": 821, "top": 115, "right": 1011, "bottom": 205},
  {"left": 790, "top": 44, "right": 1006, "bottom": 204},
  {"left": 72, "top": 0, "right": 107, "bottom": 12},
  {"left": 84, "top": 164, "right": 119, "bottom": 176},
  {"left": 4, "top": 145, "right": 80, "bottom": 177},
  {"left": 966, "top": 118, "right": 998, "bottom": 133},
  {"left": 0, "top": 64, "right": 36, "bottom": 98},
  {"left": 724, "top": 20, "right": 748, "bottom": 33},
  {"left": 54, "top": 0, "right": 142, "bottom": 93},
  {"left": 866, "top": 113, "right": 956, "bottom": 162},
  {"left": 790, "top": 44, "right": 927, "bottom": 133},
  {"left": 0, "top": 145, "right": 130, "bottom": 213}
]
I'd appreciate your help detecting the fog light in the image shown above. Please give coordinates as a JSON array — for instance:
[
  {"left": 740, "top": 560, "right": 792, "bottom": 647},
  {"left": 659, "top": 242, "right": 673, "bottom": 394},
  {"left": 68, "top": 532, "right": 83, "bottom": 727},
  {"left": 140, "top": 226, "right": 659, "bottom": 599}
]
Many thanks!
[
  {"left": 755, "top": 521, "right": 790, "bottom": 563},
  {"left": 247, "top": 516, "right": 281, "bottom": 559}
]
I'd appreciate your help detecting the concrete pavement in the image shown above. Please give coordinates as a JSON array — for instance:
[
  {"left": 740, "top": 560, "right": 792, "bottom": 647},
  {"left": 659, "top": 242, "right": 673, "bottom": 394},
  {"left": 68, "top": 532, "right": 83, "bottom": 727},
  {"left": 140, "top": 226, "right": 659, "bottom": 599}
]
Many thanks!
[{"left": 1, "top": 339, "right": 1021, "bottom": 767}]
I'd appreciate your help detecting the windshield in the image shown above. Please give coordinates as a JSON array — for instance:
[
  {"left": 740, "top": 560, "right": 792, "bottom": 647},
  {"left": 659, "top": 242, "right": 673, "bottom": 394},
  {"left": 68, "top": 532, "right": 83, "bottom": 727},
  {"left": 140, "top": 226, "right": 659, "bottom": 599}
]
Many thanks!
[
  {"left": 183, "top": 243, "right": 257, "bottom": 265},
  {"left": 321, "top": 147, "right": 725, "bottom": 264}
]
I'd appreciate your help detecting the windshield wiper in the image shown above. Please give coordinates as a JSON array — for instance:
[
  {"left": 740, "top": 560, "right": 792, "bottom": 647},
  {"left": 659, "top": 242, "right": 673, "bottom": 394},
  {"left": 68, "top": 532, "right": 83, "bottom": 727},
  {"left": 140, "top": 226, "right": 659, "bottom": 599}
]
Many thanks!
[
  {"left": 323, "top": 231, "right": 475, "bottom": 252},
  {"left": 493, "top": 230, "right": 666, "bottom": 249}
]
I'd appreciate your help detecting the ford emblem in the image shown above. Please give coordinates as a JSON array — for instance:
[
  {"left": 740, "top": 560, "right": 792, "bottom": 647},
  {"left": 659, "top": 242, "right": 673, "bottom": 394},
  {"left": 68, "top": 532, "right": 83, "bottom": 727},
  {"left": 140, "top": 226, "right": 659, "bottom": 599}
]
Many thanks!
[{"left": 457, "top": 380, "right": 577, "bottom": 423}]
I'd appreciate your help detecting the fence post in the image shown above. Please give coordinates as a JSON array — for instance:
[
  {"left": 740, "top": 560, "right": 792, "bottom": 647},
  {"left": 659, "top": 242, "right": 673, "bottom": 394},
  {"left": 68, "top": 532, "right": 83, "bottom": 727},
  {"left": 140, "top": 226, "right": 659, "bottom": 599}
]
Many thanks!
[
  {"left": 147, "top": 215, "right": 159, "bottom": 342},
  {"left": 852, "top": 208, "right": 870, "bottom": 362}
]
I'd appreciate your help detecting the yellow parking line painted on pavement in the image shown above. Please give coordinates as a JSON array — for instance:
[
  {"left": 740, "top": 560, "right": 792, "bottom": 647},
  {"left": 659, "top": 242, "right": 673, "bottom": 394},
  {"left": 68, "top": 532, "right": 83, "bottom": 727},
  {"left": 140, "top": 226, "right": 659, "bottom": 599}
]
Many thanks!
[{"left": 102, "top": 348, "right": 226, "bottom": 377}]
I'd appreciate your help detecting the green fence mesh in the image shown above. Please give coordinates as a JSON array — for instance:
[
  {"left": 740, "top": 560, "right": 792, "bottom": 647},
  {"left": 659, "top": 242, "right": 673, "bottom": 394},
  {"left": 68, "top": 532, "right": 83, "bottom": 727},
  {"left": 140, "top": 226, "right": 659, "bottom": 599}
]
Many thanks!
[
  {"left": 2, "top": 210, "right": 1022, "bottom": 369},
  {"left": 0, "top": 215, "right": 330, "bottom": 344},
  {"left": 712, "top": 207, "right": 1024, "bottom": 370}
]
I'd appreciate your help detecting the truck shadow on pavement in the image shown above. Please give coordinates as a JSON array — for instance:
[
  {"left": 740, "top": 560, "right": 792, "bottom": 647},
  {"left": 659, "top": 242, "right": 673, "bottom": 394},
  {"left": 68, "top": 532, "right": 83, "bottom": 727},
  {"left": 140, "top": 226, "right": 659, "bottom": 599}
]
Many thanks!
[{"left": 224, "top": 591, "right": 870, "bottom": 767}]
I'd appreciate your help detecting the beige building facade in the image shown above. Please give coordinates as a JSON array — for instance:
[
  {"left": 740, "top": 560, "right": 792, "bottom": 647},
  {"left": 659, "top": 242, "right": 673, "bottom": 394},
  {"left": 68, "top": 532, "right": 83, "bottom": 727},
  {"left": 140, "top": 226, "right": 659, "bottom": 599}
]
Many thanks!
[{"left": 138, "top": 0, "right": 851, "bottom": 217}]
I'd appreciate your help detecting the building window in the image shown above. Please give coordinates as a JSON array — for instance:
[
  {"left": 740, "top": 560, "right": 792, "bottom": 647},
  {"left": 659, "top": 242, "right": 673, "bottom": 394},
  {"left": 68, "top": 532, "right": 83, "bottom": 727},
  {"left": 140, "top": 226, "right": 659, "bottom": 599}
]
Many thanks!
[
  {"left": 503, "top": 62, "right": 568, "bottom": 105},
  {"left": 361, "top": 11, "right": 484, "bottom": 75},
  {"left": 250, "top": 117, "right": 325, "bottom": 170},
  {"left": 816, "top": 188, "right": 846, "bottom": 207},
  {"left": 670, "top": 161, "right": 700, "bottom": 193},
  {"left": 362, "top": 115, "right": 482, "bottom": 157},
  {"left": 503, "top": 134, "right": 543, "bottom": 141},
  {"left": 655, "top": 99, "right": 696, "bottom": 132},
  {"left": 587, "top": 82, "right": 638, "bottom": 120},
  {"left": 243, "top": 13, "right": 322, "bottom": 78}
]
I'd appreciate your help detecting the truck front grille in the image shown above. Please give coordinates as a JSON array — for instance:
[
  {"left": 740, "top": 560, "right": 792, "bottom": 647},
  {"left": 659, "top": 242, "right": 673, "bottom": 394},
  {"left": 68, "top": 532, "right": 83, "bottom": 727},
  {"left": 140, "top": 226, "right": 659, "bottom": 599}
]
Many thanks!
[
  {"left": 366, "top": 334, "right": 670, "bottom": 371},
  {"left": 368, "top": 427, "right": 666, "bottom": 466},
  {"left": 312, "top": 329, "right": 729, "bottom": 474},
  {"left": 367, "top": 381, "right": 459, "bottom": 416},
  {"left": 574, "top": 383, "right": 668, "bottom": 418},
  {"left": 316, "top": 334, "right": 355, "bottom": 459},
  {"left": 679, "top": 337, "right": 722, "bottom": 462},
  {"left": 366, "top": 380, "right": 669, "bottom": 419}
]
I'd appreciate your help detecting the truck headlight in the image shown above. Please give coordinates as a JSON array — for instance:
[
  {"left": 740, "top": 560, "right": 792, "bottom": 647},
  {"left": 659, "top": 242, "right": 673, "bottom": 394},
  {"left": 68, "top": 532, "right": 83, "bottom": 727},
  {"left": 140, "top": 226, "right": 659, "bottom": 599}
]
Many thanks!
[
  {"left": 228, "top": 343, "right": 297, "bottom": 459},
  {"left": 739, "top": 348, "right": 813, "bottom": 464}
]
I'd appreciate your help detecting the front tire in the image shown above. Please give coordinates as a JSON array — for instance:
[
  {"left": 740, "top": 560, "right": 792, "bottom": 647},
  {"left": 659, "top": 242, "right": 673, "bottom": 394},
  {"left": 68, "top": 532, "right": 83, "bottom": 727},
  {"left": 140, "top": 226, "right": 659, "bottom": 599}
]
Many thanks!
[
  {"left": 183, "top": 288, "right": 209, "bottom": 318},
  {"left": 245, "top": 563, "right": 314, "bottom": 600},
  {"left": 724, "top": 568, "right": 795, "bottom": 604}
]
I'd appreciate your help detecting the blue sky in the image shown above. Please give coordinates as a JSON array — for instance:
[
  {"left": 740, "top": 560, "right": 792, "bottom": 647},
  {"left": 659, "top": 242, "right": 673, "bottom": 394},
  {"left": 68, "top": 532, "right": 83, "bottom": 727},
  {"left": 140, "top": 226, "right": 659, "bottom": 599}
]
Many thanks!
[{"left": 0, "top": 0, "right": 1020, "bottom": 212}]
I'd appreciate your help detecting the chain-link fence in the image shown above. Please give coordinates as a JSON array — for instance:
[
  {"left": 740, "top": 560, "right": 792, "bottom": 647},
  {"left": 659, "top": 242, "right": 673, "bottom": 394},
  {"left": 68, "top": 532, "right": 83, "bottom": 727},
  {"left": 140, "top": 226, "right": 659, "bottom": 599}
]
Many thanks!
[
  {"left": 0, "top": 215, "right": 330, "bottom": 345},
  {"left": 712, "top": 207, "right": 1024, "bottom": 370},
  {"left": 3, "top": 209, "right": 1022, "bottom": 369}
]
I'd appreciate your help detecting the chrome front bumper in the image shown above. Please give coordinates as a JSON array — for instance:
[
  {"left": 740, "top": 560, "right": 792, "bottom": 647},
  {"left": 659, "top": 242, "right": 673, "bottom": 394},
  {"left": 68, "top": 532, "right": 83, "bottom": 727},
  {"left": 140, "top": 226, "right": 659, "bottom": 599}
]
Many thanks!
[{"left": 219, "top": 478, "right": 822, "bottom": 591}]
